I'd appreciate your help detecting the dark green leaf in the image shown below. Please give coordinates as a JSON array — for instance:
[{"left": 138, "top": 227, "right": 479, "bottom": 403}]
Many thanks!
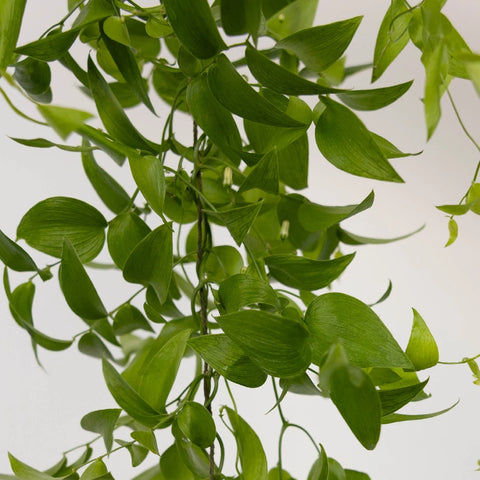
[
  {"left": 266, "top": 0, "right": 319, "bottom": 39},
  {"left": 188, "top": 334, "right": 267, "bottom": 387},
  {"left": 280, "top": 372, "right": 321, "bottom": 396},
  {"left": 206, "top": 202, "right": 262, "bottom": 246},
  {"left": 37, "top": 104, "right": 93, "bottom": 140},
  {"left": 17, "top": 197, "right": 107, "bottom": 262},
  {"left": 306, "top": 444, "right": 328, "bottom": 480},
  {"left": 160, "top": 444, "right": 195, "bottom": 480},
  {"left": 268, "top": 467, "right": 295, "bottom": 480},
  {"left": 81, "top": 140, "right": 130, "bottom": 214},
  {"left": 406, "top": 309, "right": 439, "bottom": 370},
  {"left": 379, "top": 379, "right": 429, "bottom": 416},
  {"left": 114, "top": 305, "right": 153, "bottom": 335},
  {"left": 221, "top": 0, "right": 261, "bottom": 39},
  {"left": 278, "top": 134, "right": 309, "bottom": 190},
  {"left": 264, "top": 253, "right": 354, "bottom": 290},
  {"left": 59, "top": 239, "right": 107, "bottom": 320},
  {"left": 177, "top": 402, "right": 216, "bottom": 448},
  {"left": 123, "top": 330, "right": 190, "bottom": 411},
  {"left": 338, "top": 224, "right": 424, "bottom": 245},
  {"left": 305, "top": 293, "right": 413, "bottom": 368},
  {"left": 0, "top": 0, "right": 26, "bottom": 71},
  {"left": 15, "top": 29, "right": 78, "bottom": 62},
  {"left": 8, "top": 454, "right": 58, "bottom": 480},
  {"left": 101, "top": 32, "right": 155, "bottom": 113},
  {"left": 14, "top": 57, "right": 51, "bottom": 96},
  {"left": 80, "top": 409, "right": 121, "bottom": 452},
  {"left": 78, "top": 332, "right": 113, "bottom": 359},
  {"left": 382, "top": 400, "right": 458, "bottom": 424},
  {"left": 0, "top": 228, "right": 38, "bottom": 272},
  {"left": 298, "top": 191, "right": 374, "bottom": 232},
  {"left": 80, "top": 459, "right": 113, "bottom": 480},
  {"left": 116, "top": 440, "right": 149, "bottom": 468},
  {"left": 345, "top": 470, "right": 370, "bottom": 480},
  {"left": 163, "top": 0, "right": 226, "bottom": 59},
  {"left": 225, "top": 407, "right": 268, "bottom": 480},
  {"left": 186, "top": 72, "right": 242, "bottom": 155},
  {"left": 78, "top": 124, "right": 126, "bottom": 166},
  {"left": 239, "top": 150, "right": 279, "bottom": 194},
  {"left": 315, "top": 97, "right": 403, "bottom": 182},
  {"left": 208, "top": 54, "right": 305, "bottom": 127},
  {"left": 131, "top": 430, "right": 158, "bottom": 455},
  {"left": 246, "top": 43, "right": 343, "bottom": 95},
  {"left": 128, "top": 155, "right": 165, "bottom": 217},
  {"left": 276, "top": 17, "right": 362, "bottom": 73},
  {"left": 336, "top": 81, "right": 413, "bottom": 111},
  {"left": 71, "top": 0, "right": 117, "bottom": 29},
  {"left": 369, "top": 280, "right": 393, "bottom": 307},
  {"left": 102, "top": 358, "right": 163, "bottom": 427},
  {"left": 87, "top": 56, "right": 159, "bottom": 152},
  {"left": 372, "top": 0, "right": 411, "bottom": 82},
  {"left": 216, "top": 310, "right": 311, "bottom": 377},
  {"left": 123, "top": 224, "right": 173, "bottom": 304},
  {"left": 107, "top": 212, "right": 151, "bottom": 269},
  {"left": 152, "top": 64, "right": 187, "bottom": 111},
  {"left": 218, "top": 274, "right": 280, "bottom": 312}
]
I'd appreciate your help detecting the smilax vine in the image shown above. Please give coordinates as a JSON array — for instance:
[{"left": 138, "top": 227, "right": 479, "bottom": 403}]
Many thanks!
[{"left": 0, "top": 0, "right": 479, "bottom": 479}]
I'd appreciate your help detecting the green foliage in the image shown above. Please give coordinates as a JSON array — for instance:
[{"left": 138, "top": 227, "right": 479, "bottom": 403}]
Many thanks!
[{"left": 0, "top": 0, "right": 478, "bottom": 478}]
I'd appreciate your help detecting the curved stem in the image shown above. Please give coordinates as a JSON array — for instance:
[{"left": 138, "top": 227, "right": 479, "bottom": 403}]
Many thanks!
[{"left": 439, "top": 352, "right": 480, "bottom": 365}]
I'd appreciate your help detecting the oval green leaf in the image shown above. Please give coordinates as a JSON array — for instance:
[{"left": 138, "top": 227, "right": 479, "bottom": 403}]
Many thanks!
[
  {"left": 177, "top": 402, "right": 216, "bottom": 448},
  {"left": 80, "top": 408, "right": 121, "bottom": 452},
  {"left": 405, "top": 308, "right": 439, "bottom": 370},
  {"left": 0, "top": 228, "right": 38, "bottom": 272},
  {"left": 15, "top": 29, "right": 78, "bottom": 62}
]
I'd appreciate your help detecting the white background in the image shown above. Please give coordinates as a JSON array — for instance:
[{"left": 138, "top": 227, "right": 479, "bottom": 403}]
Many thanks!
[{"left": 1, "top": 1, "right": 480, "bottom": 479}]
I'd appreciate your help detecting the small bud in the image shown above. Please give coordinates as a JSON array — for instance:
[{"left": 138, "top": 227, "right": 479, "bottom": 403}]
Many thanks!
[
  {"left": 280, "top": 220, "right": 289, "bottom": 240},
  {"left": 240, "top": 266, "right": 247, "bottom": 274},
  {"left": 223, "top": 166, "right": 232, "bottom": 187}
]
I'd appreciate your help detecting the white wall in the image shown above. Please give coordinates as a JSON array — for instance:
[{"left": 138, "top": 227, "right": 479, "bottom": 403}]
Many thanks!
[{"left": 0, "top": 1, "right": 479, "bottom": 479}]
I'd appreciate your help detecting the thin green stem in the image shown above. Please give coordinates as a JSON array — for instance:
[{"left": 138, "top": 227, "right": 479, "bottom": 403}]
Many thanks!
[
  {"left": 277, "top": 423, "right": 288, "bottom": 479},
  {"left": 439, "top": 352, "right": 480, "bottom": 365},
  {"left": 0, "top": 87, "right": 47, "bottom": 126},
  {"left": 244, "top": 243, "right": 263, "bottom": 278},
  {"left": 286, "top": 423, "right": 322, "bottom": 456},
  {"left": 62, "top": 435, "right": 102, "bottom": 455},
  {"left": 108, "top": 286, "right": 146, "bottom": 316},
  {"left": 40, "top": 0, "right": 85, "bottom": 37},
  {"left": 272, "top": 377, "right": 287, "bottom": 425},
  {"left": 224, "top": 379, "right": 238, "bottom": 413}
]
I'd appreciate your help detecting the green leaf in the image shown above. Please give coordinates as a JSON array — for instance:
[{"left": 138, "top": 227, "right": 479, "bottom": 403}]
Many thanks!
[
  {"left": 102, "top": 16, "right": 131, "bottom": 46},
  {"left": 101, "top": 31, "right": 155, "bottom": 113},
  {"left": 326, "top": 353, "right": 381, "bottom": 449},
  {"left": 15, "top": 29, "right": 78, "bottom": 62},
  {"left": 87, "top": 56, "right": 159, "bottom": 152},
  {"left": 81, "top": 140, "right": 130, "bottom": 214},
  {"left": 80, "top": 459, "right": 112, "bottom": 480},
  {"left": 381, "top": 400, "right": 458, "bottom": 424},
  {"left": 266, "top": 0, "right": 319, "bottom": 39},
  {"left": 123, "top": 224, "right": 173, "bottom": 304},
  {"left": 128, "top": 155, "right": 165, "bottom": 217},
  {"left": 188, "top": 334, "right": 267, "bottom": 387},
  {"left": 78, "top": 124, "right": 126, "bottom": 165},
  {"left": 216, "top": 310, "right": 311, "bottom": 377},
  {"left": 466, "top": 183, "right": 480, "bottom": 214},
  {"left": 0, "top": 0, "right": 26, "bottom": 72},
  {"left": 186, "top": 72, "right": 242, "bottom": 155},
  {"left": 78, "top": 332, "right": 113, "bottom": 360},
  {"left": 114, "top": 305, "right": 153, "bottom": 335},
  {"left": 264, "top": 253, "right": 354, "bottom": 290},
  {"left": 372, "top": 0, "right": 411, "bottom": 82},
  {"left": 116, "top": 440, "right": 149, "bottom": 467},
  {"left": 406, "top": 309, "right": 439, "bottom": 370},
  {"left": 14, "top": 57, "right": 51, "bottom": 97},
  {"left": 177, "top": 402, "right": 216, "bottom": 448},
  {"left": 102, "top": 358, "right": 163, "bottom": 427},
  {"left": 445, "top": 217, "right": 458, "bottom": 247},
  {"left": 123, "top": 330, "right": 190, "bottom": 411},
  {"left": 345, "top": 470, "right": 370, "bottom": 480},
  {"left": 131, "top": 430, "right": 158, "bottom": 455},
  {"left": 224, "top": 407, "right": 268, "bottom": 480},
  {"left": 246, "top": 43, "right": 343, "bottom": 95},
  {"left": 160, "top": 444, "right": 196, "bottom": 480},
  {"left": 80, "top": 409, "right": 121, "bottom": 452},
  {"left": 202, "top": 245, "right": 243, "bottom": 283},
  {"left": 162, "top": 0, "right": 226, "bottom": 59},
  {"left": 208, "top": 54, "right": 305, "bottom": 127},
  {"left": 338, "top": 224, "right": 424, "bottom": 245},
  {"left": 305, "top": 293, "right": 413, "bottom": 368},
  {"left": 0, "top": 228, "right": 38, "bottom": 272},
  {"left": 315, "top": 97, "right": 403, "bottom": 182},
  {"left": 10, "top": 136, "right": 97, "bottom": 153},
  {"left": 336, "top": 81, "right": 413, "bottom": 111},
  {"left": 107, "top": 212, "right": 150, "bottom": 269},
  {"left": 71, "top": 0, "right": 117, "bottom": 29},
  {"left": 275, "top": 17, "right": 362, "bottom": 73},
  {"left": 206, "top": 202, "right": 263, "bottom": 246},
  {"left": 371, "top": 132, "right": 422, "bottom": 159},
  {"left": 59, "top": 239, "right": 107, "bottom": 320},
  {"left": 298, "top": 191, "right": 374, "bottom": 232},
  {"left": 17, "top": 197, "right": 107, "bottom": 262},
  {"left": 8, "top": 454, "right": 58, "bottom": 480},
  {"left": 280, "top": 372, "right": 321, "bottom": 396},
  {"left": 268, "top": 467, "right": 295, "bottom": 480},
  {"left": 240, "top": 150, "right": 279, "bottom": 194},
  {"left": 218, "top": 274, "right": 280, "bottom": 313},
  {"left": 379, "top": 379, "right": 429, "bottom": 416},
  {"left": 146, "top": 16, "right": 173, "bottom": 38},
  {"left": 307, "top": 444, "right": 328, "bottom": 480},
  {"left": 221, "top": 0, "right": 261, "bottom": 39},
  {"left": 37, "top": 104, "right": 93, "bottom": 140}
]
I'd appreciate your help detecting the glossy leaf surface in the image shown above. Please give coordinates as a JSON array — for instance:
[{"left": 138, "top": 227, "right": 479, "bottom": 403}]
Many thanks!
[
  {"left": 177, "top": 402, "right": 216, "bottom": 448},
  {"left": 0, "top": 228, "right": 37, "bottom": 272},
  {"left": 80, "top": 409, "right": 121, "bottom": 452},
  {"left": 405, "top": 309, "right": 439, "bottom": 370},
  {"left": 0, "top": 0, "right": 26, "bottom": 71}
]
